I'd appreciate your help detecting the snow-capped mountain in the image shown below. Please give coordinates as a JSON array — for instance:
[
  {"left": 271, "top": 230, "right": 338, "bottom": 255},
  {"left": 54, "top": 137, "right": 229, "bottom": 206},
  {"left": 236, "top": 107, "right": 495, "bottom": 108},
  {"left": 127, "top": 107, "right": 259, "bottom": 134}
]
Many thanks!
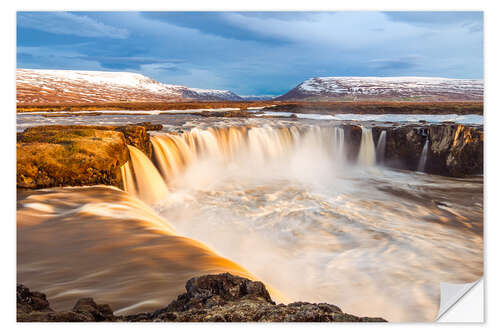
[
  {"left": 276, "top": 77, "right": 483, "bottom": 101},
  {"left": 16, "top": 69, "right": 243, "bottom": 104}
]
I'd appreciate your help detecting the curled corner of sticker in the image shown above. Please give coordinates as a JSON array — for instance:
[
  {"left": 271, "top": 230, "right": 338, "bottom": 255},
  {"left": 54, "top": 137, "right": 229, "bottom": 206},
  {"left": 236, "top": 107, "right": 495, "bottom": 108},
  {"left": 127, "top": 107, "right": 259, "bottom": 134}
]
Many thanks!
[{"left": 437, "top": 278, "right": 483, "bottom": 321}]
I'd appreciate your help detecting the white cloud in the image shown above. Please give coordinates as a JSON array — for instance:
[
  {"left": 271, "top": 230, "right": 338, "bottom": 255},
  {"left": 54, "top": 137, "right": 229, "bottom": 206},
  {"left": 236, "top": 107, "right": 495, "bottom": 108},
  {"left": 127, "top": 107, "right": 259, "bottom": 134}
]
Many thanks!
[
  {"left": 223, "top": 12, "right": 428, "bottom": 49},
  {"left": 18, "top": 12, "right": 129, "bottom": 39}
]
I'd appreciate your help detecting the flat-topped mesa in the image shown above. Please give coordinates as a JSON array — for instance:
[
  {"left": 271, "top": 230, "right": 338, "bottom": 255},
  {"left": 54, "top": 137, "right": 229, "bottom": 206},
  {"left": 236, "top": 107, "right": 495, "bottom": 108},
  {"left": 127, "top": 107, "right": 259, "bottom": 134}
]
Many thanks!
[
  {"left": 16, "top": 123, "right": 162, "bottom": 189},
  {"left": 17, "top": 273, "right": 387, "bottom": 322}
]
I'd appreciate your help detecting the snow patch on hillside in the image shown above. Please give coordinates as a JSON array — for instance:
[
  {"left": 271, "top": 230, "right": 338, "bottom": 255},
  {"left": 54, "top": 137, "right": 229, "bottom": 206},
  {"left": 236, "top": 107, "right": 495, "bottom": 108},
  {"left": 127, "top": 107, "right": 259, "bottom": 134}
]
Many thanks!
[
  {"left": 16, "top": 69, "right": 243, "bottom": 103},
  {"left": 287, "top": 76, "right": 483, "bottom": 100}
]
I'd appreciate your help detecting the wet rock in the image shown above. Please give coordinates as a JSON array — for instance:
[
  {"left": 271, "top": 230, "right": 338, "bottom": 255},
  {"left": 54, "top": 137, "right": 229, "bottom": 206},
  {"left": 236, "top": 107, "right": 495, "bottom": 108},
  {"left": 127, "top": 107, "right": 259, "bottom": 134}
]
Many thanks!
[
  {"left": 342, "top": 125, "right": 362, "bottom": 162},
  {"left": 126, "top": 273, "right": 386, "bottom": 322},
  {"left": 380, "top": 124, "right": 483, "bottom": 176},
  {"left": 18, "top": 274, "right": 387, "bottom": 322},
  {"left": 73, "top": 298, "right": 116, "bottom": 321},
  {"left": 161, "top": 272, "right": 274, "bottom": 313},
  {"left": 114, "top": 125, "right": 153, "bottom": 158},
  {"left": 17, "top": 285, "right": 116, "bottom": 322},
  {"left": 427, "top": 124, "right": 483, "bottom": 177},
  {"left": 17, "top": 284, "right": 51, "bottom": 314},
  {"left": 384, "top": 125, "right": 426, "bottom": 171},
  {"left": 341, "top": 123, "right": 482, "bottom": 177}
]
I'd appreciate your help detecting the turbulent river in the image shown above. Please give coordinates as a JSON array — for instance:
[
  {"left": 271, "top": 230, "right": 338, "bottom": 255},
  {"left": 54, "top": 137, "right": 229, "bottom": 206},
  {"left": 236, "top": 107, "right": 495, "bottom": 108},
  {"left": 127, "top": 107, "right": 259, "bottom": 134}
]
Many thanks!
[{"left": 17, "top": 111, "right": 483, "bottom": 322}]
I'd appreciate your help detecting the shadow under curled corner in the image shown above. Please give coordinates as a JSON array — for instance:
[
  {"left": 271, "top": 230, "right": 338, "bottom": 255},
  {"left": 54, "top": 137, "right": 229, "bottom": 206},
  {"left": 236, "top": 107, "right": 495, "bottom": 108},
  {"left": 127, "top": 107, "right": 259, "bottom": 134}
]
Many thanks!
[{"left": 437, "top": 278, "right": 484, "bottom": 322}]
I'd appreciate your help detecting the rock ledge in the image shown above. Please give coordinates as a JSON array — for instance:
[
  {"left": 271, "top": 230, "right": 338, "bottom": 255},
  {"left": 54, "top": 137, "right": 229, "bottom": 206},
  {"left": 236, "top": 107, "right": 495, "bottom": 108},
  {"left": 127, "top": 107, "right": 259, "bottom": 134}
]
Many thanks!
[{"left": 17, "top": 273, "right": 387, "bottom": 322}]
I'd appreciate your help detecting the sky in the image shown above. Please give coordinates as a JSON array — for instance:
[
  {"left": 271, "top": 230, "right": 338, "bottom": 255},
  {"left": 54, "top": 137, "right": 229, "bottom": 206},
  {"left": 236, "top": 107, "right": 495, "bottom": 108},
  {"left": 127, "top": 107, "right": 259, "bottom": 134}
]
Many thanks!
[{"left": 16, "top": 11, "right": 483, "bottom": 96}]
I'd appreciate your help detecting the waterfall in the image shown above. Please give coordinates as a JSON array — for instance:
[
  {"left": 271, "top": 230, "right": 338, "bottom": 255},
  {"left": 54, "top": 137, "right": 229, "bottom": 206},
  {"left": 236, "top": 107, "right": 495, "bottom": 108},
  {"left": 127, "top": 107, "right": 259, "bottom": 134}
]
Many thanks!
[
  {"left": 418, "top": 139, "right": 429, "bottom": 172},
  {"left": 334, "top": 127, "right": 345, "bottom": 159},
  {"left": 358, "top": 127, "right": 376, "bottom": 167},
  {"left": 151, "top": 134, "right": 193, "bottom": 182},
  {"left": 123, "top": 145, "right": 169, "bottom": 204},
  {"left": 376, "top": 130, "right": 387, "bottom": 165},
  {"left": 123, "top": 125, "right": 353, "bottom": 202},
  {"left": 120, "top": 161, "right": 137, "bottom": 197}
]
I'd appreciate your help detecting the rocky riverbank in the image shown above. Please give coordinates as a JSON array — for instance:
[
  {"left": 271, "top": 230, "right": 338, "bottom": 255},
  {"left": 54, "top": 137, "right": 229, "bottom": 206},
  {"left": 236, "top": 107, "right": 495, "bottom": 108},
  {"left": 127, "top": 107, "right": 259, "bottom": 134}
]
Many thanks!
[
  {"left": 341, "top": 123, "right": 483, "bottom": 176},
  {"left": 17, "top": 273, "right": 387, "bottom": 322},
  {"left": 374, "top": 124, "right": 483, "bottom": 177}
]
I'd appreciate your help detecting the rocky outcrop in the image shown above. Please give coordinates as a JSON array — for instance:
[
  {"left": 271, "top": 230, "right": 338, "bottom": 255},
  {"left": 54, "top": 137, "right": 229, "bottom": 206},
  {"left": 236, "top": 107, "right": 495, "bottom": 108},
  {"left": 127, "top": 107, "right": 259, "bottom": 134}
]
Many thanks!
[
  {"left": 427, "top": 124, "right": 483, "bottom": 177},
  {"left": 17, "top": 273, "right": 387, "bottom": 322},
  {"left": 114, "top": 125, "right": 153, "bottom": 158},
  {"left": 17, "top": 127, "right": 129, "bottom": 189},
  {"left": 16, "top": 123, "right": 161, "bottom": 189},
  {"left": 342, "top": 124, "right": 362, "bottom": 162},
  {"left": 371, "top": 124, "right": 483, "bottom": 176},
  {"left": 17, "top": 285, "right": 116, "bottom": 322}
]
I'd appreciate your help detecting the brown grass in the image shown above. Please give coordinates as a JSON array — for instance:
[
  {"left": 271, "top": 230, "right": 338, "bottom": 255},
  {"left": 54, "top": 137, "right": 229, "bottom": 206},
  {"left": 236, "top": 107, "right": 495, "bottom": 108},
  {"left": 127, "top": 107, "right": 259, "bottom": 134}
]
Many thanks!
[
  {"left": 262, "top": 101, "right": 483, "bottom": 115},
  {"left": 16, "top": 101, "right": 279, "bottom": 113},
  {"left": 16, "top": 100, "right": 483, "bottom": 115}
]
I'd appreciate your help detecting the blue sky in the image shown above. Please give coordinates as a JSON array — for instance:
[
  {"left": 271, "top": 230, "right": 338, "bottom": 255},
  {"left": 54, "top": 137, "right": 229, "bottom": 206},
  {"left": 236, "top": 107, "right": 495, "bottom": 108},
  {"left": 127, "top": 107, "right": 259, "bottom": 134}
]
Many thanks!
[{"left": 17, "top": 11, "right": 483, "bottom": 96}]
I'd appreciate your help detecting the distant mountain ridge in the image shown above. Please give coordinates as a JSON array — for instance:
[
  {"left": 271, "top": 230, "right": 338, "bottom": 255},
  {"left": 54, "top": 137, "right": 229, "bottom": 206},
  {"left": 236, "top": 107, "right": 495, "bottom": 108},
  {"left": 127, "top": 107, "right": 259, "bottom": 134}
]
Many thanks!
[
  {"left": 16, "top": 69, "right": 244, "bottom": 104},
  {"left": 275, "top": 76, "right": 483, "bottom": 101}
]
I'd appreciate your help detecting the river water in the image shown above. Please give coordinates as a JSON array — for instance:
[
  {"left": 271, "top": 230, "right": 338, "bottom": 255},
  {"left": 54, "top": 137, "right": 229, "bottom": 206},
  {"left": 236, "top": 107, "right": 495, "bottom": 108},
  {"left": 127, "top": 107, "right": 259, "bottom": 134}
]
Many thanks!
[{"left": 16, "top": 111, "right": 483, "bottom": 322}]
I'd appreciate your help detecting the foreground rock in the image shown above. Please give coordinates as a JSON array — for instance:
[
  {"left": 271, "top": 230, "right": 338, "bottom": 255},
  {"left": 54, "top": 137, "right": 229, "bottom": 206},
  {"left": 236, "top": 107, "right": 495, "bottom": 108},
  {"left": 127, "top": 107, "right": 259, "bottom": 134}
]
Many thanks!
[
  {"left": 17, "top": 285, "right": 116, "bottom": 322},
  {"left": 17, "top": 273, "right": 386, "bottom": 322},
  {"left": 16, "top": 123, "right": 161, "bottom": 189}
]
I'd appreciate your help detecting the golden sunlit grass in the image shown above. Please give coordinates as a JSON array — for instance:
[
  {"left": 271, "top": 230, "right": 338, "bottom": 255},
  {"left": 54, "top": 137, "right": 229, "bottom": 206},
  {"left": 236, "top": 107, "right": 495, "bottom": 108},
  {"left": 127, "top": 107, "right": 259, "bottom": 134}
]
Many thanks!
[{"left": 17, "top": 127, "right": 129, "bottom": 188}]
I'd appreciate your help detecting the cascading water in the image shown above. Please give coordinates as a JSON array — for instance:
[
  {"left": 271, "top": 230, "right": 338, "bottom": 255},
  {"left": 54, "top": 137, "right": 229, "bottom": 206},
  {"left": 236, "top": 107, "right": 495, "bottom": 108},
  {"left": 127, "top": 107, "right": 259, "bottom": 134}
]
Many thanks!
[
  {"left": 358, "top": 127, "right": 376, "bottom": 167},
  {"left": 333, "top": 127, "right": 345, "bottom": 160},
  {"left": 120, "top": 161, "right": 137, "bottom": 197},
  {"left": 418, "top": 139, "right": 429, "bottom": 172},
  {"left": 376, "top": 130, "right": 387, "bottom": 165},
  {"left": 145, "top": 123, "right": 481, "bottom": 322},
  {"left": 124, "top": 145, "right": 169, "bottom": 204},
  {"left": 146, "top": 125, "right": 347, "bottom": 187}
]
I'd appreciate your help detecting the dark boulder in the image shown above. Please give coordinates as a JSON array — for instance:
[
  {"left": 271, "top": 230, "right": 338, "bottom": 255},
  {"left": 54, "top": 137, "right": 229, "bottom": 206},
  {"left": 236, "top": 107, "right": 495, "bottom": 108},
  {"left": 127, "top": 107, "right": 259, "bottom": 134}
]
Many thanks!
[
  {"left": 126, "top": 273, "right": 386, "bottom": 322},
  {"left": 17, "top": 274, "right": 387, "bottom": 322},
  {"left": 371, "top": 123, "right": 482, "bottom": 177},
  {"left": 427, "top": 124, "right": 483, "bottom": 177},
  {"left": 72, "top": 298, "right": 116, "bottom": 321},
  {"left": 17, "top": 284, "right": 116, "bottom": 322},
  {"left": 342, "top": 124, "right": 362, "bottom": 162},
  {"left": 384, "top": 125, "right": 427, "bottom": 171},
  {"left": 161, "top": 272, "right": 274, "bottom": 313},
  {"left": 17, "top": 284, "right": 51, "bottom": 314}
]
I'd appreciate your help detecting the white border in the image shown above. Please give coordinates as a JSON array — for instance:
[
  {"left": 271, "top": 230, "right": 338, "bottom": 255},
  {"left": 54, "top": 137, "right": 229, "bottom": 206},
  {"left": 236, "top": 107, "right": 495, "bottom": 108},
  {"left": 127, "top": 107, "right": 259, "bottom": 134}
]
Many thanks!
[{"left": 3, "top": 1, "right": 498, "bottom": 332}]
